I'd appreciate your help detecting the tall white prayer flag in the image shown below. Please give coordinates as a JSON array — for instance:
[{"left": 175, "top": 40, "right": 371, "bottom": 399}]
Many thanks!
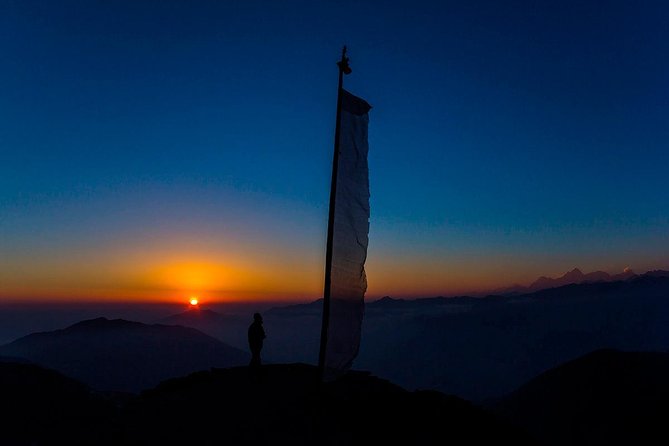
[{"left": 322, "top": 89, "right": 371, "bottom": 375}]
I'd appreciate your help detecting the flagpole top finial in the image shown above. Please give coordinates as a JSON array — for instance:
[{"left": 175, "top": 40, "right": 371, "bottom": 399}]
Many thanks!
[{"left": 338, "top": 46, "right": 352, "bottom": 75}]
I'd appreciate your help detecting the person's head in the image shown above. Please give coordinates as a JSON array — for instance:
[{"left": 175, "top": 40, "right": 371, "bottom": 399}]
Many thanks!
[{"left": 253, "top": 312, "right": 263, "bottom": 323}]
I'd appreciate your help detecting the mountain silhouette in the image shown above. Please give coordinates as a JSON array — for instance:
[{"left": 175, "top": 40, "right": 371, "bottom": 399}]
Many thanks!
[
  {"left": 494, "top": 349, "right": 669, "bottom": 446},
  {"left": 643, "top": 269, "right": 669, "bottom": 278},
  {"left": 0, "top": 360, "right": 117, "bottom": 445},
  {"left": 0, "top": 317, "right": 248, "bottom": 392},
  {"left": 528, "top": 267, "right": 637, "bottom": 291},
  {"left": 493, "top": 267, "right": 639, "bottom": 295}
]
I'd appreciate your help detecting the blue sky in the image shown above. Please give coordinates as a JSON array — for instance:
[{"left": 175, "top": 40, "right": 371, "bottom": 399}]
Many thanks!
[{"left": 2, "top": 0, "right": 669, "bottom": 300}]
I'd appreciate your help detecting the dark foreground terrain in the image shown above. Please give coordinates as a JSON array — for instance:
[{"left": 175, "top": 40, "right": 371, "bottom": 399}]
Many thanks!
[
  {"left": 0, "top": 361, "right": 535, "bottom": 446},
  {"left": 3, "top": 349, "right": 669, "bottom": 445},
  {"left": 494, "top": 349, "right": 669, "bottom": 446}
]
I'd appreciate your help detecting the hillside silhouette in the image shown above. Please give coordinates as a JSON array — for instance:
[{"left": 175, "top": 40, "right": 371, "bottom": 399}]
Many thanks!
[
  {"left": 0, "top": 317, "right": 248, "bottom": 392},
  {"left": 0, "top": 359, "right": 537, "bottom": 445},
  {"left": 122, "top": 363, "right": 537, "bottom": 446},
  {"left": 0, "top": 360, "right": 118, "bottom": 445},
  {"left": 494, "top": 349, "right": 669, "bottom": 446}
]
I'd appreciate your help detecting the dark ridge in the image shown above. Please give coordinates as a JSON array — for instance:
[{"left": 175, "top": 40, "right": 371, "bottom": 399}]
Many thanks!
[
  {"left": 369, "top": 296, "right": 459, "bottom": 309},
  {"left": 0, "top": 360, "right": 118, "bottom": 445},
  {"left": 123, "top": 363, "right": 537, "bottom": 446},
  {"left": 68, "top": 317, "right": 142, "bottom": 329},
  {"left": 0, "top": 360, "right": 538, "bottom": 445},
  {"left": 494, "top": 349, "right": 669, "bottom": 446},
  {"left": 644, "top": 269, "right": 669, "bottom": 278}
]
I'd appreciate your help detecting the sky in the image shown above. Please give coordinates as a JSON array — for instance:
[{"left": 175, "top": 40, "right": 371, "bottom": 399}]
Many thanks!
[{"left": 2, "top": 0, "right": 669, "bottom": 303}]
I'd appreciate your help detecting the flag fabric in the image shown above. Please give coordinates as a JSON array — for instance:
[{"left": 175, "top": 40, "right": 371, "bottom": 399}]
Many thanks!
[{"left": 323, "top": 89, "right": 371, "bottom": 377}]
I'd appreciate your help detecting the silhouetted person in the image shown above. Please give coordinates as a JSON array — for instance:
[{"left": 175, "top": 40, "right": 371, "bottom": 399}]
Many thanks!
[{"left": 248, "top": 313, "right": 266, "bottom": 367}]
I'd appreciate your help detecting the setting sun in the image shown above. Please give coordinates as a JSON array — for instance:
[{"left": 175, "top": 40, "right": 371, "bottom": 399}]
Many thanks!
[{"left": 189, "top": 297, "right": 199, "bottom": 306}]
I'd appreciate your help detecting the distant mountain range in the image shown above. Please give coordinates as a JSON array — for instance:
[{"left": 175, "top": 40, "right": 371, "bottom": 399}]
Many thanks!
[
  {"left": 0, "top": 317, "right": 248, "bottom": 392},
  {"left": 378, "top": 274, "right": 669, "bottom": 399},
  {"left": 257, "top": 273, "right": 669, "bottom": 400},
  {"left": 490, "top": 267, "right": 647, "bottom": 295}
]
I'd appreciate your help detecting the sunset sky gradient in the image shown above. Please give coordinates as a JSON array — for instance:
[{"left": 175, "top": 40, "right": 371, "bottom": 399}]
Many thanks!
[{"left": 2, "top": 1, "right": 669, "bottom": 302}]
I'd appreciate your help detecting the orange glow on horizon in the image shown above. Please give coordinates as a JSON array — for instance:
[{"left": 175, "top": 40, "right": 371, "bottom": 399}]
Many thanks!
[
  {"left": 0, "top": 249, "right": 324, "bottom": 303},
  {"left": 5, "top": 240, "right": 661, "bottom": 303}
]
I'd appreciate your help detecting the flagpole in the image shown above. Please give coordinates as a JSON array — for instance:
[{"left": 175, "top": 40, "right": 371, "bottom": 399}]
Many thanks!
[{"left": 318, "top": 46, "right": 348, "bottom": 380}]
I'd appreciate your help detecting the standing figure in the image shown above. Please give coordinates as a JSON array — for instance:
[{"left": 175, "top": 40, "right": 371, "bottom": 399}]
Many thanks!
[{"left": 248, "top": 312, "right": 266, "bottom": 367}]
